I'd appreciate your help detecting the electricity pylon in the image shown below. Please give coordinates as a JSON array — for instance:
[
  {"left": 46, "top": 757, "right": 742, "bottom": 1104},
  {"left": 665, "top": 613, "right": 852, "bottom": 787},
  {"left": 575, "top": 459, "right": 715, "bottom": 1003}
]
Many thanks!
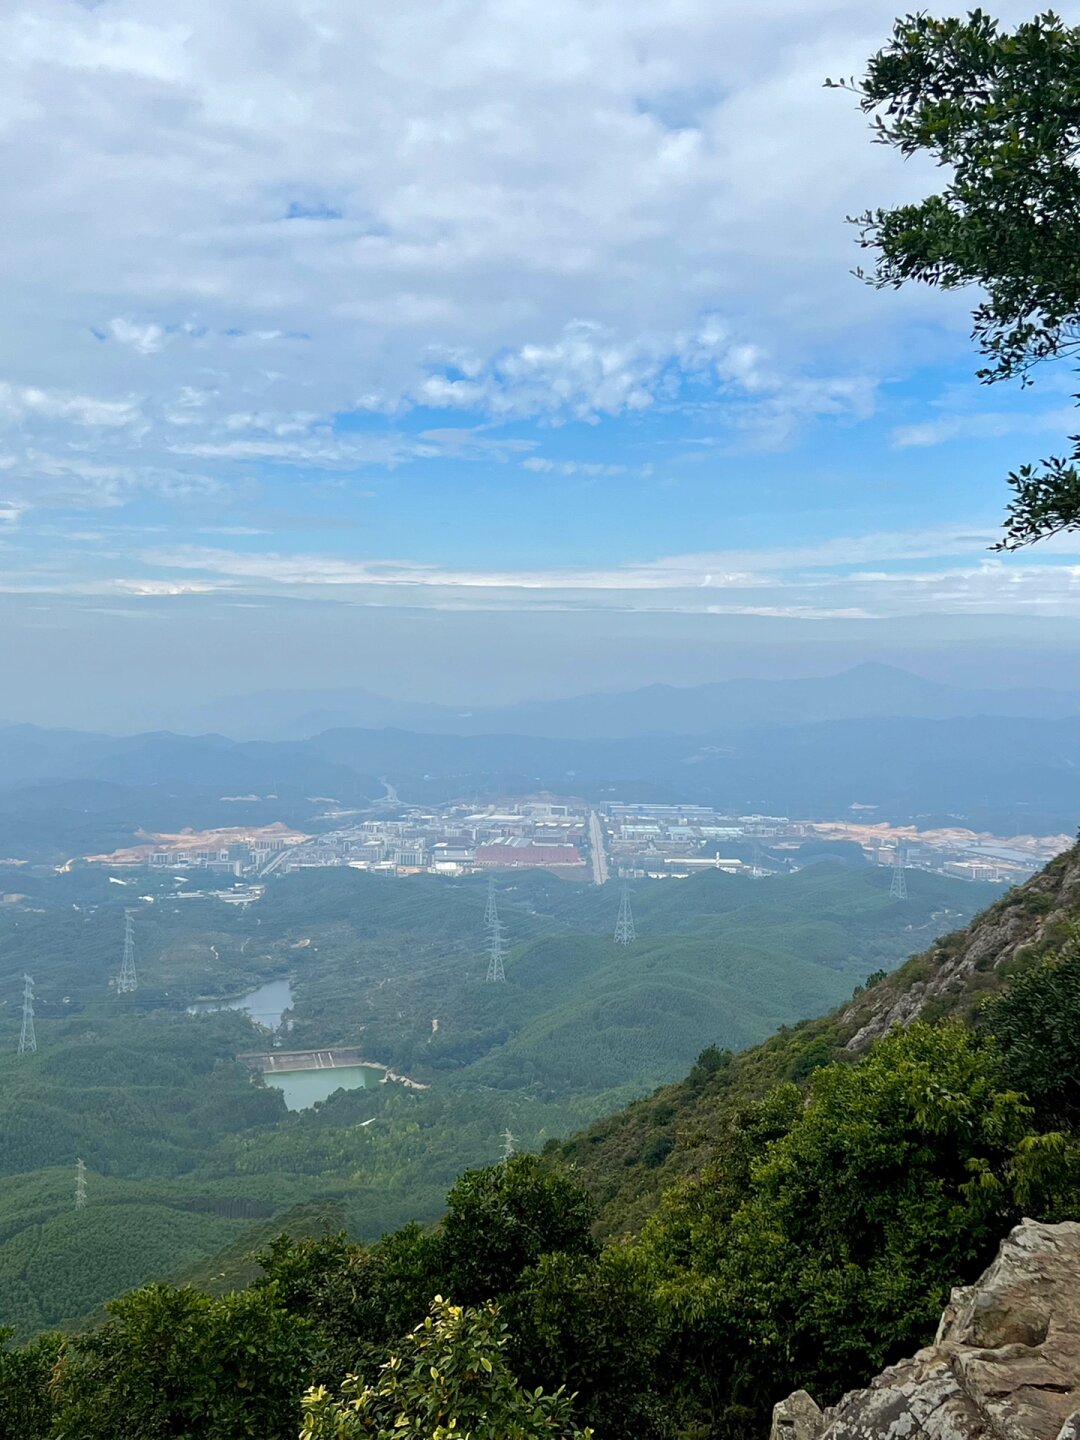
[
  {"left": 483, "top": 877, "right": 498, "bottom": 929},
  {"left": 117, "top": 909, "right": 138, "bottom": 993},
  {"left": 613, "top": 882, "right": 636, "bottom": 945},
  {"left": 890, "top": 848, "right": 908, "bottom": 901},
  {"left": 502, "top": 1128, "right": 516, "bottom": 1160},
  {"left": 75, "top": 1158, "right": 87, "bottom": 1211},
  {"left": 486, "top": 920, "right": 507, "bottom": 983},
  {"left": 17, "top": 974, "right": 36, "bottom": 1055},
  {"left": 484, "top": 879, "right": 507, "bottom": 981}
]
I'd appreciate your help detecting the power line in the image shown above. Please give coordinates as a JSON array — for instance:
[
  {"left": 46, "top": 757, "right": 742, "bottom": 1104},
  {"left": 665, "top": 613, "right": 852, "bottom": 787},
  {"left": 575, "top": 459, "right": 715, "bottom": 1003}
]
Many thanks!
[
  {"left": 613, "top": 881, "right": 636, "bottom": 946},
  {"left": 117, "top": 909, "right": 138, "bottom": 993},
  {"left": 75, "top": 1158, "right": 87, "bottom": 1212},
  {"left": 17, "top": 975, "right": 36, "bottom": 1055}
]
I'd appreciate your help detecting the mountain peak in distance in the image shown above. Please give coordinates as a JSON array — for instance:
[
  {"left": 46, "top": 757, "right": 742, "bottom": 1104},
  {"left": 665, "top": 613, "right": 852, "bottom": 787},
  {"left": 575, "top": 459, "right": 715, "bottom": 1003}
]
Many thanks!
[{"left": 172, "top": 664, "right": 1080, "bottom": 742}]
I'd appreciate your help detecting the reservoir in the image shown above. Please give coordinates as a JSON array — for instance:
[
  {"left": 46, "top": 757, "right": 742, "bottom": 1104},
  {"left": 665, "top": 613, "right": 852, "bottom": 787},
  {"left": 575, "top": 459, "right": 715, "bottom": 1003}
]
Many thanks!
[
  {"left": 263, "top": 1063, "right": 382, "bottom": 1110},
  {"left": 188, "top": 976, "right": 293, "bottom": 1030}
]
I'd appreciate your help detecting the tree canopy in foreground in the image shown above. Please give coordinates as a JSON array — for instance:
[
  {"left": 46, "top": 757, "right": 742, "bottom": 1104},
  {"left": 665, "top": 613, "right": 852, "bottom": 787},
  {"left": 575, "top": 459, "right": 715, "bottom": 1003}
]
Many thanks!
[{"left": 832, "top": 9, "right": 1080, "bottom": 547}]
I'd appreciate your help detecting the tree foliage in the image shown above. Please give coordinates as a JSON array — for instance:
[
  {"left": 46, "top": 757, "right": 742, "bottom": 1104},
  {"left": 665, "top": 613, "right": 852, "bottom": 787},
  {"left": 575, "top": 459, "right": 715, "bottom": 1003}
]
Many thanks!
[
  {"left": 440, "top": 1156, "right": 598, "bottom": 1306},
  {"left": 0, "top": 1327, "right": 60, "bottom": 1440},
  {"left": 51, "top": 1284, "right": 312, "bottom": 1440},
  {"left": 505, "top": 1248, "right": 670, "bottom": 1439},
  {"left": 832, "top": 9, "right": 1080, "bottom": 546},
  {"left": 300, "top": 1297, "right": 591, "bottom": 1440},
  {"left": 646, "top": 1023, "right": 1034, "bottom": 1421},
  {"left": 982, "top": 935, "right": 1080, "bottom": 1127}
]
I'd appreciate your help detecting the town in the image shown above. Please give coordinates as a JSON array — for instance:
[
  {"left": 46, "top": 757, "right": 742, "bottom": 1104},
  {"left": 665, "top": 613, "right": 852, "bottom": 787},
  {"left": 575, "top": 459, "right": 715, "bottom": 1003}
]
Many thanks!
[{"left": 82, "top": 797, "right": 1071, "bottom": 888}]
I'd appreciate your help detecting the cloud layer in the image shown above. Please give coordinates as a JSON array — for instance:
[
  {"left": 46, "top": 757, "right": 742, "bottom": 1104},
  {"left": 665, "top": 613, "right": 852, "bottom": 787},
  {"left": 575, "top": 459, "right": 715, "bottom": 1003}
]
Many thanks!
[
  {"left": 0, "top": 0, "right": 994, "bottom": 505},
  {"left": 0, "top": 0, "right": 1075, "bottom": 634},
  {"left": 63, "top": 525, "right": 1079, "bottom": 620}
]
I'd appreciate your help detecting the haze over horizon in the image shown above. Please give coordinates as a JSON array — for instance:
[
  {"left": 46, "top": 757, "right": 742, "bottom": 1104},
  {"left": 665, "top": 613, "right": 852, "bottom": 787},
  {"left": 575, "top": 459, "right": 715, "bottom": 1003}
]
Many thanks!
[{"left": 7, "top": 638, "right": 1080, "bottom": 738}]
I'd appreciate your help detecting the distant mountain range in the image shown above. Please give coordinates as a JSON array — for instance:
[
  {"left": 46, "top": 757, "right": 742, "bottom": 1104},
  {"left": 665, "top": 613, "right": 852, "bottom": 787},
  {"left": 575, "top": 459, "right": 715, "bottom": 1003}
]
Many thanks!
[
  {"left": 2, "top": 703, "right": 1079, "bottom": 861},
  {"left": 178, "top": 663, "right": 1080, "bottom": 741}
]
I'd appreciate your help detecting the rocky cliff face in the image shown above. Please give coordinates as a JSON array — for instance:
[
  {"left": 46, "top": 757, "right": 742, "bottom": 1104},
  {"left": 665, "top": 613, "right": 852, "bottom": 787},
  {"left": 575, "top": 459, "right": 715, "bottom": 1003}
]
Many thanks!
[
  {"left": 770, "top": 1218, "right": 1080, "bottom": 1440},
  {"left": 840, "top": 844, "right": 1080, "bottom": 1052}
]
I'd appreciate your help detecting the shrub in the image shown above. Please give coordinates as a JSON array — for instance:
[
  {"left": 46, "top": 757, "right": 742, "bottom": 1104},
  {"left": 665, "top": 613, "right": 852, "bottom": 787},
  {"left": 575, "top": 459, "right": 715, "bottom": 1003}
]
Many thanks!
[{"left": 300, "top": 1297, "right": 591, "bottom": 1440}]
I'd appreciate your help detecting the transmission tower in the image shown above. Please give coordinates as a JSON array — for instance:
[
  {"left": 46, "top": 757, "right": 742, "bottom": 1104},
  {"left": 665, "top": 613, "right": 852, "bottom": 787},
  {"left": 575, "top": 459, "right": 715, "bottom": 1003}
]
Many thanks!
[
  {"left": 483, "top": 879, "right": 507, "bottom": 982},
  {"left": 17, "top": 974, "right": 36, "bottom": 1055},
  {"left": 75, "top": 1158, "right": 87, "bottom": 1212},
  {"left": 483, "top": 876, "right": 498, "bottom": 929},
  {"left": 117, "top": 909, "right": 138, "bottom": 993},
  {"left": 889, "top": 848, "right": 908, "bottom": 901},
  {"left": 486, "top": 919, "right": 507, "bottom": 983},
  {"left": 613, "top": 882, "right": 636, "bottom": 946},
  {"left": 502, "top": 1128, "right": 516, "bottom": 1160}
]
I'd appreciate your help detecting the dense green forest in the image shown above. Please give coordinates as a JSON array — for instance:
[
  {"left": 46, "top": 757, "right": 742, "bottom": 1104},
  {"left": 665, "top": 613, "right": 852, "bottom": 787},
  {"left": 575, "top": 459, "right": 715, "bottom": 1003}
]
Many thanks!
[
  {"left": 1, "top": 842, "right": 1078, "bottom": 1439},
  {"left": 0, "top": 861, "right": 993, "bottom": 1337}
]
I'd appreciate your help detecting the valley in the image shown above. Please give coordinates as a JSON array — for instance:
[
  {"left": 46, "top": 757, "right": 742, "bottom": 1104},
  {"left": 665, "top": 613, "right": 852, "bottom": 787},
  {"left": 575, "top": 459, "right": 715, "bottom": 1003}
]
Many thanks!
[{"left": 0, "top": 859, "right": 995, "bottom": 1337}]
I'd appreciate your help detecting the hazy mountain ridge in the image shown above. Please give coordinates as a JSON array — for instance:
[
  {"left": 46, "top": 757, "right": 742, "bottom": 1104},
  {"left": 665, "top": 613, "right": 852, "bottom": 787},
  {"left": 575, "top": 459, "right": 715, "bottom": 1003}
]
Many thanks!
[
  {"left": 3, "top": 706, "right": 1080, "bottom": 860},
  {"left": 177, "top": 663, "right": 1080, "bottom": 741}
]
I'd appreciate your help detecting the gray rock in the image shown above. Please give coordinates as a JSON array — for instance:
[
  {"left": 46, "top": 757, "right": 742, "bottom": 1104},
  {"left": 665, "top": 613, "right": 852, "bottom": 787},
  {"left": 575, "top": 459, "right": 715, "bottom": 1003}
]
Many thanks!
[
  {"left": 838, "top": 845, "right": 1080, "bottom": 1053},
  {"left": 770, "top": 1389, "right": 826, "bottom": 1440},
  {"left": 774, "top": 1219, "right": 1080, "bottom": 1440}
]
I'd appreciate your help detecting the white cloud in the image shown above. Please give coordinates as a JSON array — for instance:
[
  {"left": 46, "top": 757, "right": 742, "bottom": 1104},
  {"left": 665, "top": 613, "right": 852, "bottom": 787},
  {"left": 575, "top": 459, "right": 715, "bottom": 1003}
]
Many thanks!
[
  {"left": 130, "top": 523, "right": 1080, "bottom": 618},
  {"left": 0, "top": 0, "right": 1001, "bottom": 503},
  {"left": 521, "top": 457, "right": 627, "bottom": 477},
  {"left": 0, "top": 381, "right": 141, "bottom": 429},
  {"left": 892, "top": 406, "right": 1079, "bottom": 448},
  {"left": 110, "top": 579, "right": 224, "bottom": 596},
  {"left": 0, "top": 0, "right": 1066, "bottom": 611},
  {"left": 107, "top": 318, "right": 167, "bottom": 355}
]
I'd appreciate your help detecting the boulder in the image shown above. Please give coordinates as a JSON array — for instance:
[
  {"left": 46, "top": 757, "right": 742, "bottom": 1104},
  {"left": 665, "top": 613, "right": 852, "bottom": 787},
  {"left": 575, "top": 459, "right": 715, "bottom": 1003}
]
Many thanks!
[
  {"left": 770, "top": 1218, "right": 1080, "bottom": 1440},
  {"left": 770, "top": 1390, "right": 825, "bottom": 1440}
]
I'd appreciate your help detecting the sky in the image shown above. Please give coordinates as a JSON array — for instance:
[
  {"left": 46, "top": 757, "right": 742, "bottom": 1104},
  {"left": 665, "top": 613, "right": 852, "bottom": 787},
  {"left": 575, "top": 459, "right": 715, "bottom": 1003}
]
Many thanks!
[{"left": 3, "top": 0, "right": 1080, "bottom": 728}]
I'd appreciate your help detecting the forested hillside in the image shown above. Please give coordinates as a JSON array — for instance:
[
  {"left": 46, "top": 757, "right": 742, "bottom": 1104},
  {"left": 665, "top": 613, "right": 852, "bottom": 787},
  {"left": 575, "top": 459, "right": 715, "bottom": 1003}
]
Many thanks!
[
  {"left": 0, "top": 860, "right": 991, "bottom": 1339},
  {"left": 2, "top": 845, "right": 1079, "bottom": 1438},
  {"left": 558, "top": 842, "right": 1080, "bottom": 1235}
]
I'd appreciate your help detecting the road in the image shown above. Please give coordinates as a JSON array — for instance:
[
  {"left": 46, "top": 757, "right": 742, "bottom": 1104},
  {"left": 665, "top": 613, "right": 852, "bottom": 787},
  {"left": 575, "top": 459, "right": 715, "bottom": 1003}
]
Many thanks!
[
  {"left": 588, "top": 810, "right": 609, "bottom": 886},
  {"left": 258, "top": 847, "right": 294, "bottom": 878}
]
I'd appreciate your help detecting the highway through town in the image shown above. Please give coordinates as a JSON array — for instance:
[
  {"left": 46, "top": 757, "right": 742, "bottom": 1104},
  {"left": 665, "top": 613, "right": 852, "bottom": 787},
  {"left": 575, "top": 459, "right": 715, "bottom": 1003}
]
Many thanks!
[{"left": 588, "top": 810, "right": 609, "bottom": 886}]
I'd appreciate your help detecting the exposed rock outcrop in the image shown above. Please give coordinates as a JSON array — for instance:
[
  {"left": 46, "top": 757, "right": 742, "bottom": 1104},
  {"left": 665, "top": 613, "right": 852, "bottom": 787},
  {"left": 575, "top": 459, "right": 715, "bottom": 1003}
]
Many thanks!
[
  {"left": 771, "top": 1391, "right": 829, "bottom": 1440},
  {"left": 770, "top": 1218, "right": 1080, "bottom": 1440},
  {"left": 840, "top": 844, "right": 1080, "bottom": 1052}
]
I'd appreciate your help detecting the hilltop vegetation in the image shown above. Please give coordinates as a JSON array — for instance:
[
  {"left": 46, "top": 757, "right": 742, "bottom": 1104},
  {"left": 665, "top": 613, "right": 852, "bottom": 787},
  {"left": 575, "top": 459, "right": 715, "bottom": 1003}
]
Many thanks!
[
  {"left": 558, "top": 842, "right": 1080, "bottom": 1236},
  {"left": 0, "top": 861, "right": 992, "bottom": 1337}
]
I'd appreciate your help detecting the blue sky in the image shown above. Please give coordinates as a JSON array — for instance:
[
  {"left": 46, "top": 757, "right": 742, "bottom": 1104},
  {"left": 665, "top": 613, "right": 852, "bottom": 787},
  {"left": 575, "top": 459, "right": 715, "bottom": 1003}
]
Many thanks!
[{"left": 2, "top": 0, "right": 1080, "bottom": 726}]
